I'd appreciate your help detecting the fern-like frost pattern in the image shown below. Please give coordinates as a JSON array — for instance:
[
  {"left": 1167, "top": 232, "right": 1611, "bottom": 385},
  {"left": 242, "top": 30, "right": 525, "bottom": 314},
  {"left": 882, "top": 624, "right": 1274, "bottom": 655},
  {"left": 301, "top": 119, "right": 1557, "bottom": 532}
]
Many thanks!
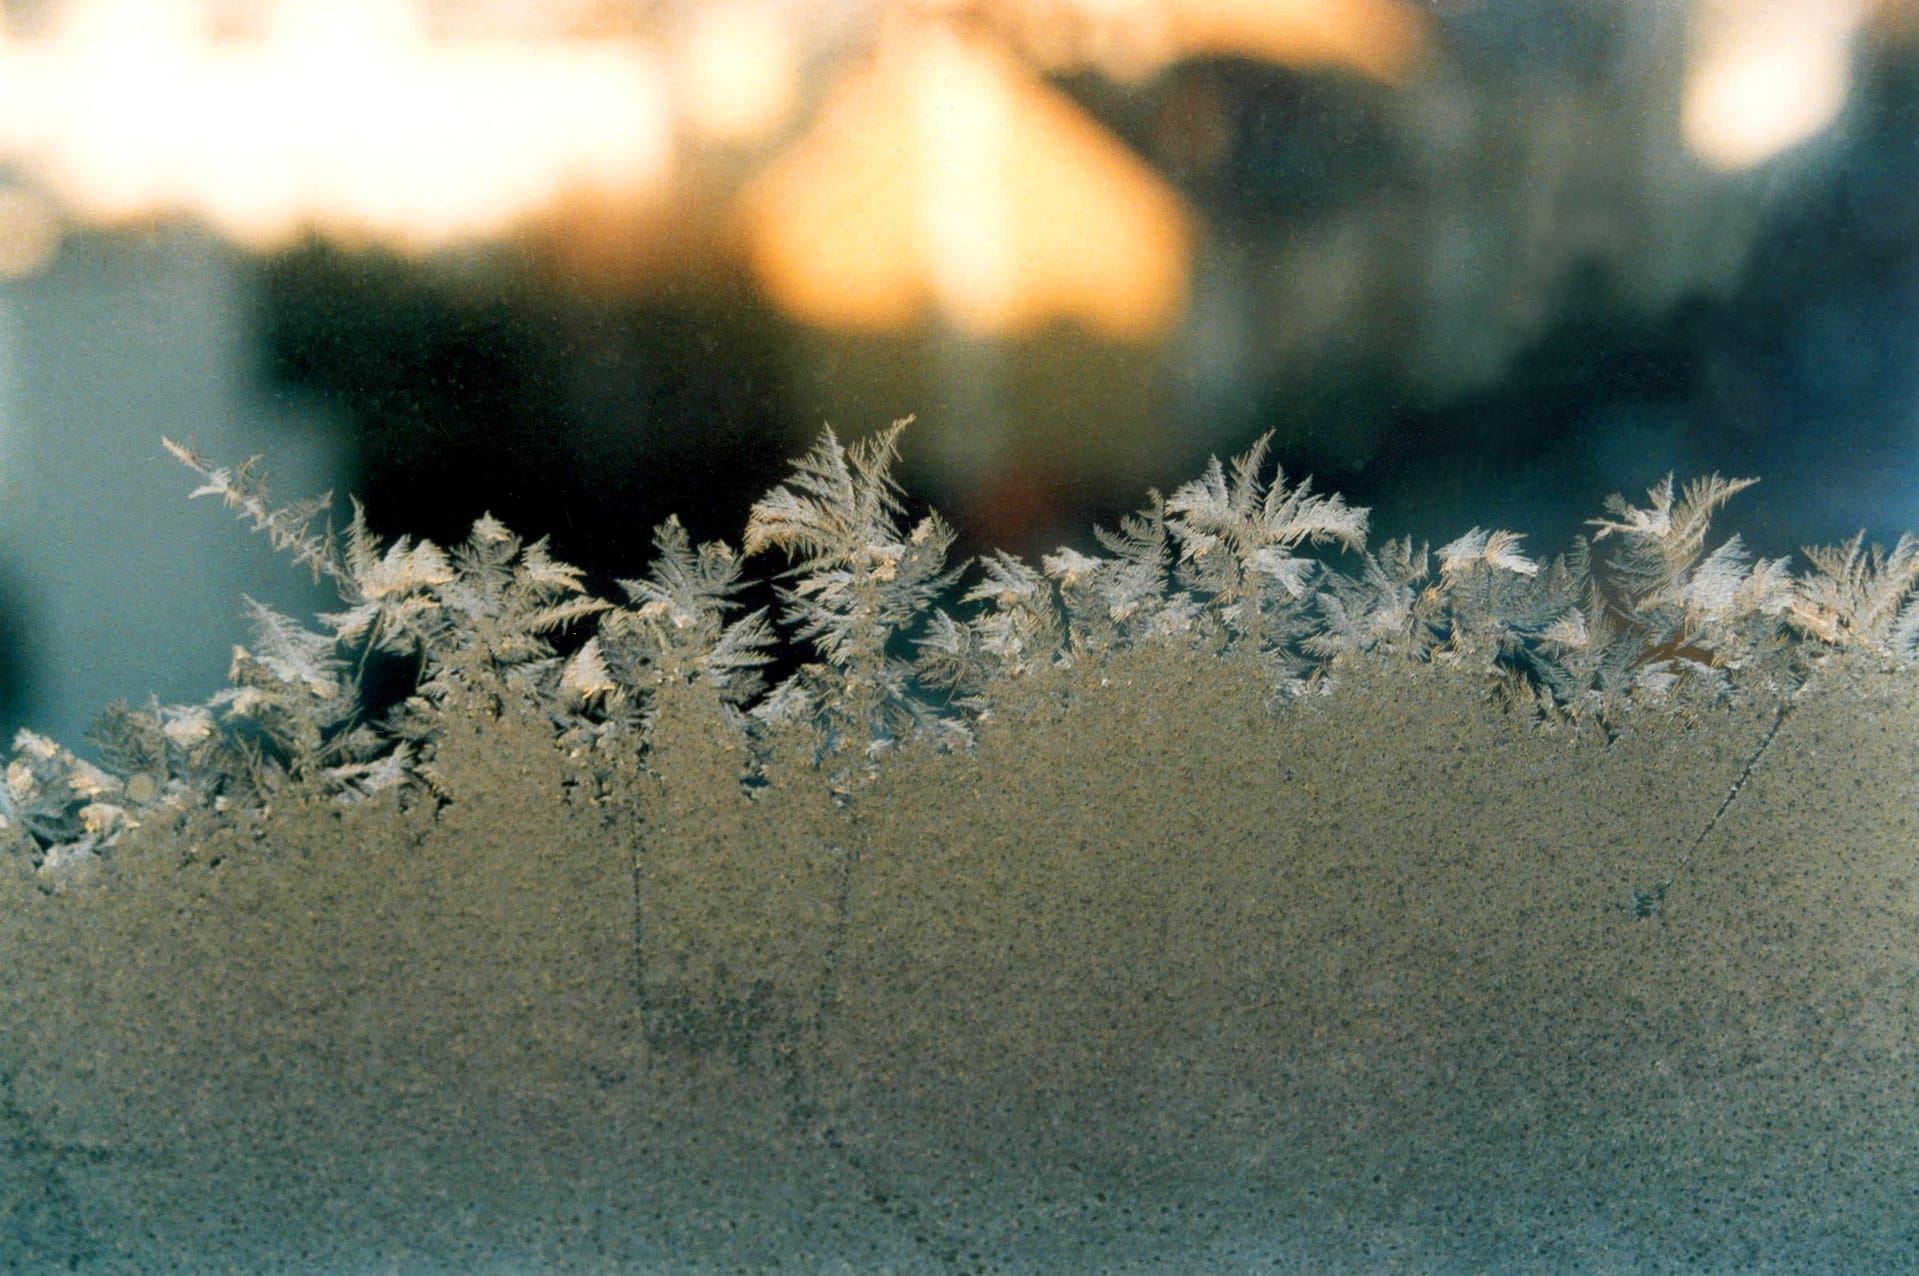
[{"left": 7, "top": 429, "right": 1918, "bottom": 872}]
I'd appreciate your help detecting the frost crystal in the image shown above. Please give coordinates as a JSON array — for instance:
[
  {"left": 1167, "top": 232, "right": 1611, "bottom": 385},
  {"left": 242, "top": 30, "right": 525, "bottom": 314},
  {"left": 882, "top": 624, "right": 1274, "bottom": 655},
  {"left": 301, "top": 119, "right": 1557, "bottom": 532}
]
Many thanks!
[{"left": 2, "top": 430, "right": 1911, "bottom": 866}]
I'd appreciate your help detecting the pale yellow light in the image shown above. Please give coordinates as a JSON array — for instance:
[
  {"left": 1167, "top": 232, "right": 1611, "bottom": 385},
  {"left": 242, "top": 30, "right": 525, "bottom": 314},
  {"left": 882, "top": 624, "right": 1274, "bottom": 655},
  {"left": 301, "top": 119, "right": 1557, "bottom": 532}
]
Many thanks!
[
  {"left": 1684, "top": 0, "right": 1864, "bottom": 171},
  {"left": 677, "top": 0, "right": 800, "bottom": 145},
  {"left": 739, "top": 22, "right": 1193, "bottom": 342},
  {"left": 0, "top": 0, "right": 674, "bottom": 252},
  {"left": 917, "top": 27, "right": 1022, "bottom": 334}
]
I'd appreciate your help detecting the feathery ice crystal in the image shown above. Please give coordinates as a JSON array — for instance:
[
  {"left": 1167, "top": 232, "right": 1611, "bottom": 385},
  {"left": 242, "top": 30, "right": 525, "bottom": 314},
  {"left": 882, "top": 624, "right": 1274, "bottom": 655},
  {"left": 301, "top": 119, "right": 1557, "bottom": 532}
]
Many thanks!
[{"left": 5, "top": 423, "right": 1917, "bottom": 871}]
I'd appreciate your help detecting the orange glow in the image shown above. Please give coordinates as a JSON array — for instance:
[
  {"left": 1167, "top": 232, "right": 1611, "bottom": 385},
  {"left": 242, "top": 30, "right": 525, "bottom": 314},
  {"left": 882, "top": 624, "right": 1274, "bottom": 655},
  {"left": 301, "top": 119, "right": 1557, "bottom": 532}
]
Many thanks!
[
  {"left": 1163, "top": 0, "right": 1430, "bottom": 82},
  {"left": 738, "top": 23, "right": 1193, "bottom": 342},
  {"left": 0, "top": 0, "right": 1421, "bottom": 280},
  {"left": 0, "top": 0, "right": 673, "bottom": 252},
  {"left": 997, "top": 0, "right": 1432, "bottom": 84}
]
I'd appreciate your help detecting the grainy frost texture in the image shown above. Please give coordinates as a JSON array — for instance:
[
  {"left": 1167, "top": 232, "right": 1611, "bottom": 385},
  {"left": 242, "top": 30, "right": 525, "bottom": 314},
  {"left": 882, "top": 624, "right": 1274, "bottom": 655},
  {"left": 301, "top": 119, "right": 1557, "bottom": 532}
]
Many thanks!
[{"left": 3, "top": 425, "right": 1917, "bottom": 1271}]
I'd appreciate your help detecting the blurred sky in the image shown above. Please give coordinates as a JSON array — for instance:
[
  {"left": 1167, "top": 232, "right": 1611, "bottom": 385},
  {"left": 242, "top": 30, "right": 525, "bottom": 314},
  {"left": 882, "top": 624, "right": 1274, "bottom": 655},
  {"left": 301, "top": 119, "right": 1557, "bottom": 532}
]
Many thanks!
[{"left": 1, "top": 0, "right": 1918, "bottom": 745}]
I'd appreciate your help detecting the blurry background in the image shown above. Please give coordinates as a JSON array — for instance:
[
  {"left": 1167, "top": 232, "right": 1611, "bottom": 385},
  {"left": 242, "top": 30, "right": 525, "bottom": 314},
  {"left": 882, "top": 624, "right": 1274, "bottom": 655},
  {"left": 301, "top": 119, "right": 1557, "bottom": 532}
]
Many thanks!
[{"left": 1, "top": 0, "right": 1917, "bottom": 747}]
